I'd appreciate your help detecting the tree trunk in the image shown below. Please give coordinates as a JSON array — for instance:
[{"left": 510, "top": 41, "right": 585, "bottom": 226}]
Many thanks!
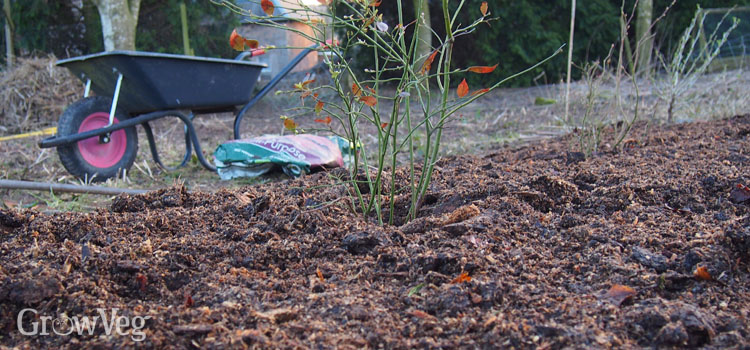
[
  {"left": 92, "top": 0, "right": 141, "bottom": 51},
  {"left": 635, "top": 0, "right": 653, "bottom": 76},
  {"left": 412, "top": 0, "right": 431, "bottom": 70},
  {"left": 3, "top": 0, "right": 13, "bottom": 68}
]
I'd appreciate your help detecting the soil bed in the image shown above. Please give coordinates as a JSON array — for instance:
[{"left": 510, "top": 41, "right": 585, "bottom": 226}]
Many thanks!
[{"left": 1, "top": 116, "right": 749, "bottom": 349}]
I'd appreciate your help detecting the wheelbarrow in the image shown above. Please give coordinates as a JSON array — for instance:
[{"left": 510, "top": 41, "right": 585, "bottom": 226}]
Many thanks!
[{"left": 39, "top": 45, "right": 320, "bottom": 182}]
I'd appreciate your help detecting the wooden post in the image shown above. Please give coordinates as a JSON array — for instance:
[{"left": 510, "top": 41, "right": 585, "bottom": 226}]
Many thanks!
[
  {"left": 564, "top": 0, "right": 576, "bottom": 124},
  {"left": 3, "top": 0, "right": 14, "bottom": 69},
  {"left": 180, "top": 2, "right": 193, "bottom": 56}
]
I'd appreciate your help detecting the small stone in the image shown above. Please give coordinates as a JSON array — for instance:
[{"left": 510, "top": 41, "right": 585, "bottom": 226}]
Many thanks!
[{"left": 631, "top": 246, "right": 668, "bottom": 273}]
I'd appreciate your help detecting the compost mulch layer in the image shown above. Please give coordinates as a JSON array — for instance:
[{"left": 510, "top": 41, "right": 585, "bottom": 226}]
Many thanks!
[{"left": 2, "top": 116, "right": 750, "bottom": 349}]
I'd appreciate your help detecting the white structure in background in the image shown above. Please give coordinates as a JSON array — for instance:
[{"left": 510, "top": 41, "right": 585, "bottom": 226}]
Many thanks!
[{"left": 234, "top": 0, "right": 329, "bottom": 81}]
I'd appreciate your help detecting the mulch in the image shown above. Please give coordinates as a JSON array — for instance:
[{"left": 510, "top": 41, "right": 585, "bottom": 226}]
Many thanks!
[{"left": 1, "top": 115, "right": 749, "bottom": 349}]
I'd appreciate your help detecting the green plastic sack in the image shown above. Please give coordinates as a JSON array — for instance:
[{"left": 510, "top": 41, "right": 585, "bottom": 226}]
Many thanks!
[{"left": 214, "top": 134, "right": 356, "bottom": 179}]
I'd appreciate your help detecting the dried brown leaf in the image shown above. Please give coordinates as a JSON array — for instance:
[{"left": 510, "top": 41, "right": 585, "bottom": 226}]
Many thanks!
[
  {"left": 694, "top": 266, "right": 712, "bottom": 281},
  {"left": 603, "top": 284, "right": 636, "bottom": 306},
  {"left": 480, "top": 1, "right": 489, "bottom": 16},
  {"left": 409, "top": 310, "right": 435, "bottom": 319},
  {"left": 450, "top": 271, "right": 472, "bottom": 284},
  {"left": 254, "top": 307, "right": 297, "bottom": 323},
  {"left": 316, "top": 267, "right": 325, "bottom": 282}
]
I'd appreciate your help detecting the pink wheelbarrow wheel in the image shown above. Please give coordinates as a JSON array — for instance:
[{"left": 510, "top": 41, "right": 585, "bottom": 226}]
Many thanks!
[{"left": 56, "top": 96, "right": 138, "bottom": 182}]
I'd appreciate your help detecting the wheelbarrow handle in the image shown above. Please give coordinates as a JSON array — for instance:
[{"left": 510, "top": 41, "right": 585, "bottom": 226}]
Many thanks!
[{"left": 234, "top": 48, "right": 267, "bottom": 61}]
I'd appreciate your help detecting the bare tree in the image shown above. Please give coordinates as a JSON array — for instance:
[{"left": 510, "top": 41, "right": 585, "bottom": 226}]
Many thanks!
[{"left": 91, "top": 0, "right": 141, "bottom": 51}]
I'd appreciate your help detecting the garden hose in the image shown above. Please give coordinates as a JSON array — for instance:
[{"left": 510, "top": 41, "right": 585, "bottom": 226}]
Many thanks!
[{"left": 0, "top": 127, "right": 57, "bottom": 142}]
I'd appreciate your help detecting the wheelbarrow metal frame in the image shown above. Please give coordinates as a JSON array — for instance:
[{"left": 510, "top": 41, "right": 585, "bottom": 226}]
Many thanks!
[{"left": 39, "top": 44, "right": 320, "bottom": 173}]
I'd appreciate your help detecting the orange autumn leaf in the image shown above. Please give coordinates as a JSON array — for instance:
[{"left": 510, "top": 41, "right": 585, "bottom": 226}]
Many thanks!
[
  {"left": 457, "top": 78, "right": 469, "bottom": 98},
  {"left": 450, "top": 271, "right": 471, "bottom": 284},
  {"left": 300, "top": 90, "right": 312, "bottom": 99},
  {"left": 468, "top": 64, "right": 498, "bottom": 74},
  {"left": 229, "top": 30, "right": 259, "bottom": 51},
  {"left": 283, "top": 118, "right": 298, "bottom": 131},
  {"left": 295, "top": 79, "right": 316, "bottom": 90},
  {"left": 315, "top": 116, "right": 332, "bottom": 124},
  {"left": 359, "top": 96, "right": 377, "bottom": 107},
  {"left": 315, "top": 101, "right": 324, "bottom": 115},
  {"left": 694, "top": 266, "right": 712, "bottom": 281},
  {"left": 370, "top": 0, "right": 382, "bottom": 6},
  {"left": 471, "top": 88, "right": 490, "bottom": 96},
  {"left": 316, "top": 268, "right": 325, "bottom": 282},
  {"left": 229, "top": 30, "right": 243, "bottom": 51},
  {"left": 245, "top": 39, "right": 259, "bottom": 49},
  {"left": 381, "top": 122, "right": 388, "bottom": 129},
  {"left": 261, "top": 0, "right": 275, "bottom": 16},
  {"left": 420, "top": 50, "right": 439, "bottom": 75},
  {"left": 352, "top": 83, "right": 361, "bottom": 97},
  {"left": 603, "top": 284, "right": 636, "bottom": 306},
  {"left": 318, "top": 0, "right": 330, "bottom": 4},
  {"left": 480, "top": 1, "right": 489, "bottom": 16},
  {"left": 366, "top": 86, "right": 376, "bottom": 94}
]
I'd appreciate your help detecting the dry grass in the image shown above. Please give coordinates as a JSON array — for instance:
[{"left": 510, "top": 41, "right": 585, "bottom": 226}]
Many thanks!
[
  {"left": 0, "top": 56, "right": 82, "bottom": 135},
  {"left": 521, "top": 67, "right": 750, "bottom": 138}
]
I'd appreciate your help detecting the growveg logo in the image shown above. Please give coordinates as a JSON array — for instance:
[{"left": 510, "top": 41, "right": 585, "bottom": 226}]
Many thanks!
[{"left": 17, "top": 308, "right": 151, "bottom": 341}]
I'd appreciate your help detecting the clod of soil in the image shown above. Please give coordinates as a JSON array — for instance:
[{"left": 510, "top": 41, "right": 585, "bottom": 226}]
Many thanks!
[{"left": 1, "top": 116, "right": 749, "bottom": 349}]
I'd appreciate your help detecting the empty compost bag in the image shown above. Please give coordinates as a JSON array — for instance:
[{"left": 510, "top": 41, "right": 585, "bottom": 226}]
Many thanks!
[{"left": 214, "top": 134, "right": 354, "bottom": 180}]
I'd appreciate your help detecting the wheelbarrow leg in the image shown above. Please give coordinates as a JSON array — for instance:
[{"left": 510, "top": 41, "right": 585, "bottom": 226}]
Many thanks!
[
  {"left": 233, "top": 44, "right": 319, "bottom": 139},
  {"left": 142, "top": 119, "right": 193, "bottom": 171},
  {"left": 182, "top": 117, "right": 216, "bottom": 172},
  {"left": 144, "top": 112, "right": 215, "bottom": 172}
]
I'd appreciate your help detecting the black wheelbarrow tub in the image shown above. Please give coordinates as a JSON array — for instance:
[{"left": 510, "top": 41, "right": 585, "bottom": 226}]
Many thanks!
[{"left": 57, "top": 51, "right": 267, "bottom": 114}]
